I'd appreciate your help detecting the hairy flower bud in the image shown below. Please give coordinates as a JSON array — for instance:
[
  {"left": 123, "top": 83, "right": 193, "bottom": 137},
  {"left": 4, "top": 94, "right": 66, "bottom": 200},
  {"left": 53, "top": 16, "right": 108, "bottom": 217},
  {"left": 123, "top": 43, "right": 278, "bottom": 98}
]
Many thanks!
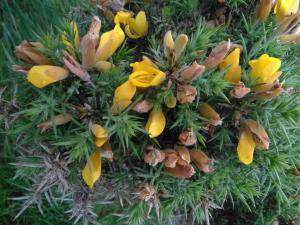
[
  {"left": 190, "top": 149, "right": 214, "bottom": 173},
  {"left": 177, "top": 85, "right": 197, "bottom": 104},
  {"left": 15, "top": 40, "right": 51, "bottom": 65},
  {"left": 178, "top": 61, "right": 205, "bottom": 83},
  {"left": 230, "top": 81, "right": 251, "bottom": 99},
  {"left": 81, "top": 16, "right": 101, "bottom": 69},
  {"left": 179, "top": 129, "right": 197, "bottom": 146},
  {"left": 199, "top": 103, "right": 222, "bottom": 126},
  {"left": 204, "top": 40, "right": 231, "bottom": 69}
]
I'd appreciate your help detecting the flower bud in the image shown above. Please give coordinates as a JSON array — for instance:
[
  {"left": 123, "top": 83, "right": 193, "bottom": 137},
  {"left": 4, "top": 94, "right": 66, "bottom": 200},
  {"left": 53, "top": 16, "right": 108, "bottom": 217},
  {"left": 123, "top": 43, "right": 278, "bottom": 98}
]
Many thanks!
[
  {"left": 204, "top": 40, "right": 230, "bottom": 70},
  {"left": 257, "top": 0, "right": 274, "bottom": 21},
  {"left": 230, "top": 81, "right": 251, "bottom": 99},
  {"left": 163, "top": 30, "right": 174, "bottom": 60},
  {"left": 137, "top": 183, "right": 156, "bottom": 201},
  {"left": 190, "top": 149, "right": 214, "bottom": 173},
  {"left": 165, "top": 162, "right": 195, "bottom": 178},
  {"left": 178, "top": 61, "right": 205, "bottom": 83},
  {"left": 244, "top": 119, "right": 270, "bottom": 149},
  {"left": 255, "top": 80, "right": 283, "bottom": 100},
  {"left": 63, "top": 52, "right": 91, "bottom": 82},
  {"left": 178, "top": 129, "right": 197, "bottom": 146},
  {"left": 133, "top": 99, "right": 153, "bottom": 113},
  {"left": 164, "top": 93, "right": 177, "bottom": 108},
  {"left": 94, "top": 60, "right": 113, "bottom": 72},
  {"left": 81, "top": 16, "right": 101, "bottom": 69},
  {"left": 276, "top": 12, "right": 300, "bottom": 43},
  {"left": 15, "top": 40, "right": 51, "bottom": 65},
  {"left": 174, "top": 34, "right": 188, "bottom": 61},
  {"left": 145, "top": 109, "right": 166, "bottom": 138},
  {"left": 144, "top": 146, "right": 165, "bottom": 166},
  {"left": 199, "top": 103, "right": 222, "bottom": 126},
  {"left": 27, "top": 66, "right": 69, "bottom": 88},
  {"left": 177, "top": 85, "right": 197, "bottom": 104}
]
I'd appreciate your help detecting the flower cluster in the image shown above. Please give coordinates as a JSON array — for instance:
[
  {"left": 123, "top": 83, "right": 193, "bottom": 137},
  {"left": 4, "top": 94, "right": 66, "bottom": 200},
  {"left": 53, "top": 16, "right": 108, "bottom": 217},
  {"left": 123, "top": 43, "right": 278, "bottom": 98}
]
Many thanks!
[{"left": 12, "top": 3, "right": 296, "bottom": 191}]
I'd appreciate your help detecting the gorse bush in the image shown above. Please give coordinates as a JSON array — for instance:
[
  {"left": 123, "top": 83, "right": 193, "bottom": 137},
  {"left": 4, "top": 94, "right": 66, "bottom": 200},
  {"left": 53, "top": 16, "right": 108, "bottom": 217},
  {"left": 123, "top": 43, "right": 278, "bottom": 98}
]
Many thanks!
[{"left": 1, "top": 0, "right": 300, "bottom": 224}]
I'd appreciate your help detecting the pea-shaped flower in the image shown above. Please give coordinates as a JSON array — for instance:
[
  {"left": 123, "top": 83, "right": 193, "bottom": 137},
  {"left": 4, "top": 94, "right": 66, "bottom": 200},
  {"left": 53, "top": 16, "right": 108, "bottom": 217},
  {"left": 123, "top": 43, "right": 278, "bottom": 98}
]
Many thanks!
[
  {"left": 27, "top": 65, "right": 69, "bottom": 88},
  {"left": 249, "top": 54, "right": 282, "bottom": 84},
  {"left": 274, "top": 0, "right": 300, "bottom": 21},
  {"left": 145, "top": 109, "right": 166, "bottom": 138}
]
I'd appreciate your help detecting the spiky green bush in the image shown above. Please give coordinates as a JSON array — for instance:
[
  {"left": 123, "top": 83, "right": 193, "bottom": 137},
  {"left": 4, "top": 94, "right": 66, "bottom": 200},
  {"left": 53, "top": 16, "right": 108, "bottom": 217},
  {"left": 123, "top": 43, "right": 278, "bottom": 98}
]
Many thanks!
[{"left": 1, "top": 0, "right": 300, "bottom": 225}]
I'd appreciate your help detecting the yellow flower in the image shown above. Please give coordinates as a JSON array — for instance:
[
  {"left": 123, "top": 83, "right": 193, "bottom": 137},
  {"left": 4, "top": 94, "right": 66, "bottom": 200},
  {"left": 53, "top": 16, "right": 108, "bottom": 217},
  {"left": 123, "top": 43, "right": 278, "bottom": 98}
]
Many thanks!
[
  {"left": 27, "top": 66, "right": 69, "bottom": 88},
  {"left": 124, "top": 11, "right": 148, "bottom": 39},
  {"left": 111, "top": 80, "right": 136, "bottom": 114},
  {"left": 145, "top": 109, "right": 166, "bottom": 138},
  {"left": 91, "top": 124, "right": 107, "bottom": 147},
  {"left": 249, "top": 54, "right": 282, "bottom": 84},
  {"left": 237, "top": 128, "right": 256, "bottom": 165},
  {"left": 219, "top": 48, "right": 242, "bottom": 84},
  {"left": 129, "top": 58, "right": 166, "bottom": 88},
  {"left": 95, "top": 24, "right": 125, "bottom": 62},
  {"left": 82, "top": 150, "right": 101, "bottom": 188},
  {"left": 237, "top": 120, "right": 270, "bottom": 165},
  {"left": 114, "top": 11, "right": 133, "bottom": 25},
  {"left": 62, "top": 21, "right": 80, "bottom": 51},
  {"left": 274, "top": 0, "right": 300, "bottom": 21}
]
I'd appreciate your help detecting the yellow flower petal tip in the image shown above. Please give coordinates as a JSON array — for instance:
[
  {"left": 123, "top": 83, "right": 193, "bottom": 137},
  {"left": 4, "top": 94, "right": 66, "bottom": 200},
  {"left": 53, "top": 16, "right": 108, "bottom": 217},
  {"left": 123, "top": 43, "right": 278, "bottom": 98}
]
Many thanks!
[
  {"left": 274, "top": 0, "right": 300, "bottom": 21},
  {"left": 237, "top": 129, "right": 256, "bottom": 165},
  {"left": 114, "top": 11, "right": 133, "bottom": 25},
  {"left": 125, "top": 11, "right": 148, "bottom": 39},
  {"left": 95, "top": 138, "right": 106, "bottom": 147},
  {"left": 249, "top": 54, "right": 282, "bottom": 84},
  {"left": 62, "top": 21, "right": 80, "bottom": 51},
  {"left": 220, "top": 48, "right": 242, "bottom": 83},
  {"left": 82, "top": 150, "right": 101, "bottom": 188},
  {"left": 129, "top": 58, "right": 165, "bottom": 88},
  {"left": 27, "top": 66, "right": 69, "bottom": 88},
  {"left": 91, "top": 124, "right": 107, "bottom": 139},
  {"left": 96, "top": 24, "right": 125, "bottom": 61},
  {"left": 113, "top": 80, "right": 136, "bottom": 103},
  {"left": 145, "top": 110, "right": 166, "bottom": 138}
]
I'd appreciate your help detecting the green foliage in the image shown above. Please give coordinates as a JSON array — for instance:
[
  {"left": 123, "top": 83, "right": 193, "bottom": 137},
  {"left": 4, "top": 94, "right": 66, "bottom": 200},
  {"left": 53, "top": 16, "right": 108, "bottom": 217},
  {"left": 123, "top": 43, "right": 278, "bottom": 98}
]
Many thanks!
[{"left": 1, "top": 0, "right": 300, "bottom": 225}]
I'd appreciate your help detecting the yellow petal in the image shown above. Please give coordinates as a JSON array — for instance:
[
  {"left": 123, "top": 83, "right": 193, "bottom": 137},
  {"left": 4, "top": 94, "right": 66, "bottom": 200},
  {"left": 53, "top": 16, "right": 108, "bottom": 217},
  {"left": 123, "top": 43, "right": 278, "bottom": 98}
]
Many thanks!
[
  {"left": 113, "top": 80, "right": 137, "bottom": 103},
  {"left": 219, "top": 48, "right": 240, "bottom": 70},
  {"left": 71, "top": 21, "right": 80, "bottom": 49},
  {"left": 130, "top": 57, "right": 156, "bottom": 72},
  {"left": 82, "top": 150, "right": 101, "bottom": 188},
  {"left": 129, "top": 69, "right": 165, "bottom": 87},
  {"left": 94, "top": 60, "right": 113, "bottom": 72},
  {"left": 224, "top": 65, "right": 242, "bottom": 83},
  {"left": 237, "top": 129, "right": 256, "bottom": 165},
  {"left": 62, "top": 21, "right": 80, "bottom": 52},
  {"left": 111, "top": 99, "right": 132, "bottom": 115},
  {"left": 114, "top": 11, "right": 133, "bottom": 25},
  {"left": 91, "top": 124, "right": 107, "bottom": 138},
  {"left": 275, "top": 0, "right": 300, "bottom": 21},
  {"left": 249, "top": 54, "right": 282, "bottom": 84},
  {"left": 124, "top": 11, "right": 148, "bottom": 39},
  {"left": 27, "top": 66, "right": 69, "bottom": 88},
  {"left": 96, "top": 24, "right": 125, "bottom": 61},
  {"left": 95, "top": 138, "right": 106, "bottom": 147},
  {"left": 145, "top": 110, "right": 166, "bottom": 138}
]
